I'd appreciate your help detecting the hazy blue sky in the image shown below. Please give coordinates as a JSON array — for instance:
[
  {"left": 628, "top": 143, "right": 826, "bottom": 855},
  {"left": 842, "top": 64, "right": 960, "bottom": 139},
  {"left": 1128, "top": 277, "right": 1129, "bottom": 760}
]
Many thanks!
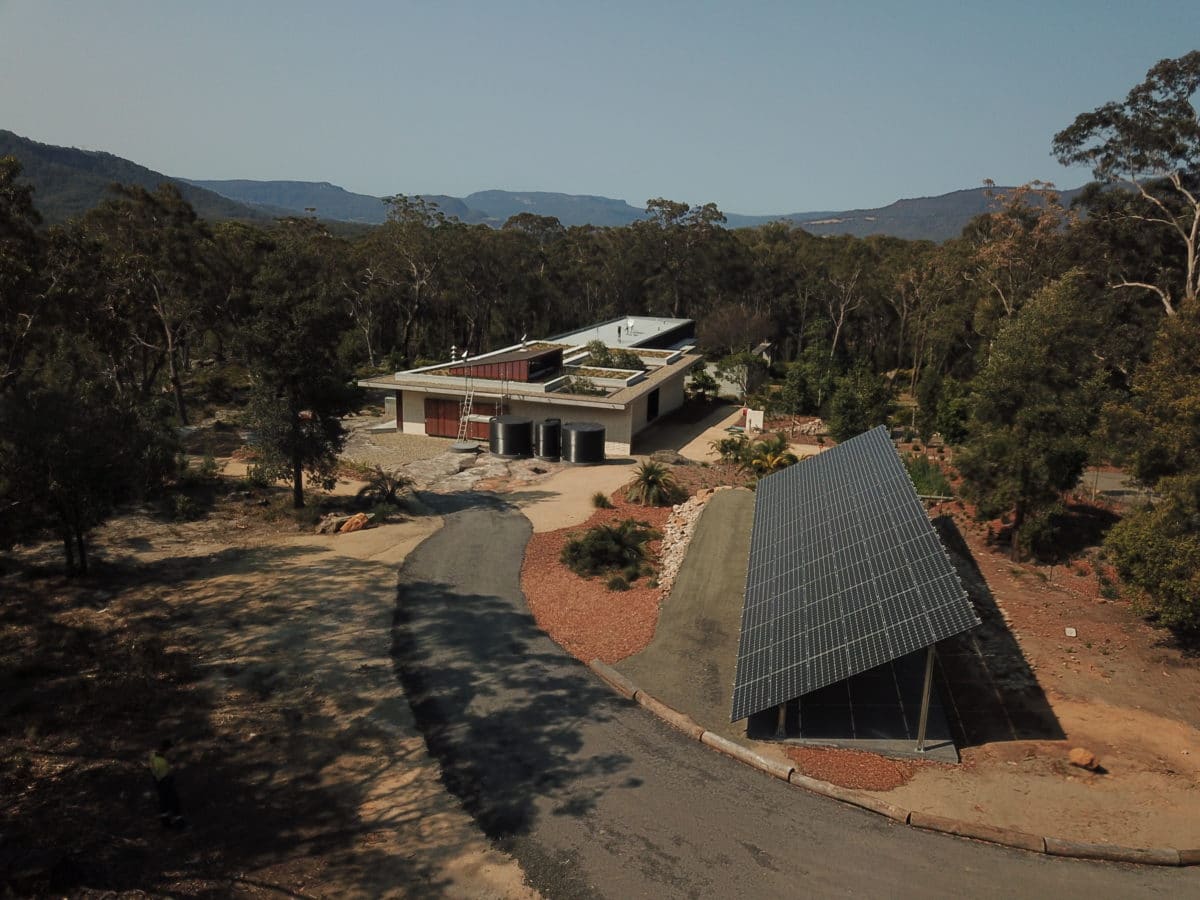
[{"left": 1, "top": 1, "right": 1196, "bottom": 214}]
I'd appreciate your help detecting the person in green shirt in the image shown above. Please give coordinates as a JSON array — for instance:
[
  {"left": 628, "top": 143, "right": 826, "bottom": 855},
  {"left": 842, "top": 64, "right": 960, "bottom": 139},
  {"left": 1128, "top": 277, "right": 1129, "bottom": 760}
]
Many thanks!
[{"left": 148, "top": 739, "right": 184, "bottom": 828}]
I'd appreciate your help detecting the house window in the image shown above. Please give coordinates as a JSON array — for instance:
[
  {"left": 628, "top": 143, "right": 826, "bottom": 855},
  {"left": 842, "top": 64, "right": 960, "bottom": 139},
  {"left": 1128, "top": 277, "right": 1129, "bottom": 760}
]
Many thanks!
[{"left": 647, "top": 388, "right": 660, "bottom": 422}]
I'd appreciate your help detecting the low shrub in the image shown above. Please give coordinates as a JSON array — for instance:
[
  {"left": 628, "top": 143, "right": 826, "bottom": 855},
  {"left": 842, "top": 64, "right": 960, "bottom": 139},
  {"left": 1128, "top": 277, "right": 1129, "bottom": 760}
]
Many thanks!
[
  {"left": 591, "top": 491, "right": 614, "bottom": 509},
  {"left": 357, "top": 466, "right": 414, "bottom": 507},
  {"left": 905, "top": 453, "right": 953, "bottom": 498},
  {"left": 626, "top": 461, "right": 681, "bottom": 506},
  {"left": 245, "top": 465, "right": 273, "bottom": 490},
  {"left": 370, "top": 502, "right": 401, "bottom": 523},
  {"left": 561, "top": 519, "right": 659, "bottom": 580},
  {"left": 198, "top": 452, "right": 221, "bottom": 480},
  {"left": 171, "top": 494, "right": 200, "bottom": 521}
]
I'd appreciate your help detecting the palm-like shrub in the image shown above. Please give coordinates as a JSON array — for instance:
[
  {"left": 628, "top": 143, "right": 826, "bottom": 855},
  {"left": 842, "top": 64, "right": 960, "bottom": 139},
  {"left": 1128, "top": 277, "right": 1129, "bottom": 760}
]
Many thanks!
[
  {"left": 710, "top": 433, "right": 750, "bottom": 466},
  {"left": 356, "top": 465, "right": 414, "bottom": 506},
  {"left": 746, "top": 433, "right": 799, "bottom": 476},
  {"left": 561, "top": 519, "right": 660, "bottom": 579},
  {"left": 626, "top": 461, "right": 681, "bottom": 506}
]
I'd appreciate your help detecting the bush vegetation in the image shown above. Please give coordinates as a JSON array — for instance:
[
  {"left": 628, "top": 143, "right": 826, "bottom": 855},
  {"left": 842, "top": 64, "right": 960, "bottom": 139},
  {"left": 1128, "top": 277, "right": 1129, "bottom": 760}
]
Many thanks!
[
  {"left": 356, "top": 465, "right": 414, "bottom": 507},
  {"left": 561, "top": 519, "right": 659, "bottom": 585},
  {"left": 626, "top": 461, "right": 681, "bottom": 506},
  {"left": 904, "top": 453, "right": 953, "bottom": 498}
]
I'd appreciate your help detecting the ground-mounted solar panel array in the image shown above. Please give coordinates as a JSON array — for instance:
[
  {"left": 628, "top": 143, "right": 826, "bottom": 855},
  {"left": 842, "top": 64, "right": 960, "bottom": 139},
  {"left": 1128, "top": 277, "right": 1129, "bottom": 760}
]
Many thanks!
[{"left": 730, "top": 425, "right": 979, "bottom": 723}]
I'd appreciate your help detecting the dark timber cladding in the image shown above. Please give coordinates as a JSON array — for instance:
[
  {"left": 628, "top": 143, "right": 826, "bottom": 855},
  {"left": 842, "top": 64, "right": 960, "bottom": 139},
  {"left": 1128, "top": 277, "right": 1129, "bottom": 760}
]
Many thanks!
[
  {"left": 731, "top": 426, "right": 979, "bottom": 723},
  {"left": 445, "top": 346, "right": 562, "bottom": 382}
]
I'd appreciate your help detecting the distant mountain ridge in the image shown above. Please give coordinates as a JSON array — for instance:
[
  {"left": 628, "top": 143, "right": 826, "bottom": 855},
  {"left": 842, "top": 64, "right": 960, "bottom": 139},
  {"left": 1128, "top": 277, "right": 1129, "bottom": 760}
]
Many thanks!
[
  {"left": 2, "top": 129, "right": 1081, "bottom": 241},
  {"left": 190, "top": 179, "right": 1084, "bottom": 242},
  {"left": 0, "top": 129, "right": 271, "bottom": 224}
]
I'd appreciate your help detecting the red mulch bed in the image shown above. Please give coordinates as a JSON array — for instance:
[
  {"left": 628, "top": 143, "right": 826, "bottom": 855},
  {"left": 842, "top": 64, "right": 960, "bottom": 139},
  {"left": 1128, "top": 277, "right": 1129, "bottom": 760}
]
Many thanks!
[
  {"left": 522, "top": 486, "right": 673, "bottom": 664},
  {"left": 787, "top": 746, "right": 936, "bottom": 791},
  {"left": 522, "top": 465, "right": 750, "bottom": 663}
]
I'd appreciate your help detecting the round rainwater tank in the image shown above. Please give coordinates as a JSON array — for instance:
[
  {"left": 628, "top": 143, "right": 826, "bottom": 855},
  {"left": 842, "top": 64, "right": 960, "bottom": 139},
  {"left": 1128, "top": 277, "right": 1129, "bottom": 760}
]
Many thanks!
[
  {"left": 489, "top": 415, "right": 533, "bottom": 458},
  {"left": 535, "top": 418, "right": 561, "bottom": 461},
  {"left": 561, "top": 421, "right": 605, "bottom": 465}
]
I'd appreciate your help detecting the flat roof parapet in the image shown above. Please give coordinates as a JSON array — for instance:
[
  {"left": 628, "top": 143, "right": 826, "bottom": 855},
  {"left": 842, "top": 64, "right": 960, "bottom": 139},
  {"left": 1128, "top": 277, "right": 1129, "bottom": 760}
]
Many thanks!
[{"left": 550, "top": 315, "right": 695, "bottom": 350}]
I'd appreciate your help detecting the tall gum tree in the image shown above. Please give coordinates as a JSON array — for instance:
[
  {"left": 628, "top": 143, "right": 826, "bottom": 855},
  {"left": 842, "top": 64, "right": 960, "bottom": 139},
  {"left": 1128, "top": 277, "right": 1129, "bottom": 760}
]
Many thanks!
[
  {"left": 1053, "top": 51, "right": 1200, "bottom": 315},
  {"left": 81, "top": 184, "right": 218, "bottom": 424}
]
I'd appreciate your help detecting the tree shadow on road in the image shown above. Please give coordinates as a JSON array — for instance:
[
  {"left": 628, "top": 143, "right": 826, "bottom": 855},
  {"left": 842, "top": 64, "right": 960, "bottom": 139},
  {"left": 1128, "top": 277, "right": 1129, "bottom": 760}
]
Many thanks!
[{"left": 391, "top": 576, "right": 632, "bottom": 842}]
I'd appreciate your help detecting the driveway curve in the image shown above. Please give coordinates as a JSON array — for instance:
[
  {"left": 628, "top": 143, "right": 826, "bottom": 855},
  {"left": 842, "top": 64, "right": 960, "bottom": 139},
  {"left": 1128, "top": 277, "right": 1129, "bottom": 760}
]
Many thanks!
[{"left": 391, "top": 493, "right": 1196, "bottom": 899}]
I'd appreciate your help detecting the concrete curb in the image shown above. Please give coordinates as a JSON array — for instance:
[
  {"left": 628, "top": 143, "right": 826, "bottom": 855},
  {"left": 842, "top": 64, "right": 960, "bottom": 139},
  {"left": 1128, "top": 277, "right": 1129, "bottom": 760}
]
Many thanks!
[
  {"left": 637, "top": 692, "right": 705, "bottom": 740},
  {"left": 793, "top": 774, "right": 911, "bottom": 824},
  {"left": 700, "top": 731, "right": 794, "bottom": 781},
  {"left": 909, "top": 811, "right": 1044, "bottom": 853},
  {"left": 585, "top": 661, "right": 1199, "bottom": 868},
  {"left": 1044, "top": 838, "right": 1181, "bottom": 866},
  {"left": 587, "top": 659, "right": 638, "bottom": 700}
]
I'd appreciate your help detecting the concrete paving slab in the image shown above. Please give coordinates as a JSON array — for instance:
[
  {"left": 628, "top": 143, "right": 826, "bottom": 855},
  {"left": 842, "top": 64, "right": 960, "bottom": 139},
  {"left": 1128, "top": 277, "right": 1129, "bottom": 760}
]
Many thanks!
[{"left": 616, "top": 488, "right": 754, "bottom": 740}]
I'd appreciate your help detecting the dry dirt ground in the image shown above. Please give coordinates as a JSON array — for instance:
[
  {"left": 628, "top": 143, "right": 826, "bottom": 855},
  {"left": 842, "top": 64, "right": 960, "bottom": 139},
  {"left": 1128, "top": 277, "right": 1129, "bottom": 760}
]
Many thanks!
[
  {"left": 1, "top": 474, "right": 535, "bottom": 897},
  {"left": 874, "top": 501, "right": 1200, "bottom": 846}
]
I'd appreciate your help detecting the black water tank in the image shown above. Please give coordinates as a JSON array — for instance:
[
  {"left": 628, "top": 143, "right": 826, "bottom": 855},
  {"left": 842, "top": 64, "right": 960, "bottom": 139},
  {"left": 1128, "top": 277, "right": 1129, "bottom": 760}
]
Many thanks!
[
  {"left": 489, "top": 415, "right": 533, "bottom": 458},
  {"left": 535, "top": 418, "right": 562, "bottom": 461},
  {"left": 561, "top": 421, "right": 606, "bottom": 464}
]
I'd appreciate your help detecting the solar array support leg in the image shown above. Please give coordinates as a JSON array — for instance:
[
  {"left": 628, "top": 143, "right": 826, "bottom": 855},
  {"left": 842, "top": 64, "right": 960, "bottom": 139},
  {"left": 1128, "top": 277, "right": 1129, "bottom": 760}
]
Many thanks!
[
  {"left": 916, "top": 646, "right": 935, "bottom": 753},
  {"left": 775, "top": 702, "right": 787, "bottom": 739}
]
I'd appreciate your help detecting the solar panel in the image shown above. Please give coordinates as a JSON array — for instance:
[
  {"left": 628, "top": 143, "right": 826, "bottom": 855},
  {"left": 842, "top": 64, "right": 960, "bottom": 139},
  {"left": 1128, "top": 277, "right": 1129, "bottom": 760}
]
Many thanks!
[{"left": 730, "top": 425, "right": 979, "bottom": 722}]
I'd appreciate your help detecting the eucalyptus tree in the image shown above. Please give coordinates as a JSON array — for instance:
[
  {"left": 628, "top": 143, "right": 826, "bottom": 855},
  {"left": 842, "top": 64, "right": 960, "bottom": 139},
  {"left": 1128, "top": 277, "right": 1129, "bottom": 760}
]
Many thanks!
[
  {"left": 0, "top": 377, "right": 177, "bottom": 574},
  {"left": 636, "top": 197, "right": 728, "bottom": 319},
  {"left": 80, "top": 184, "right": 219, "bottom": 424},
  {"left": 1053, "top": 50, "right": 1200, "bottom": 315},
  {"left": 963, "top": 181, "right": 1077, "bottom": 335},
  {"left": 365, "top": 195, "right": 451, "bottom": 366},
  {"left": 955, "top": 273, "right": 1106, "bottom": 560}
]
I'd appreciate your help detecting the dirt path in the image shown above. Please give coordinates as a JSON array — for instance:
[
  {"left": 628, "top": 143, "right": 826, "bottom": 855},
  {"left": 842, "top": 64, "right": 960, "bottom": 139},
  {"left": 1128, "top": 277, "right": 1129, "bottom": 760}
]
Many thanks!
[
  {"left": 169, "top": 517, "right": 535, "bottom": 896},
  {"left": 18, "top": 486, "right": 538, "bottom": 898}
]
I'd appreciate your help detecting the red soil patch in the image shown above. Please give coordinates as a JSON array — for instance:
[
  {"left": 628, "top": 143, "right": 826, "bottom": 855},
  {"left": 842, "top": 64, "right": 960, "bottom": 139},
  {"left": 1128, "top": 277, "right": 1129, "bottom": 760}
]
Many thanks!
[
  {"left": 522, "top": 487, "right": 672, "bottom": 664},
  {"left": 786, "top": 746, "right": 936, "bottom": 791},
  {"left": 522, "top": 465, "right": 748, "bottom": 663},
  {"left": 671, "top": 461, "right": 749, "bottom": 495}
]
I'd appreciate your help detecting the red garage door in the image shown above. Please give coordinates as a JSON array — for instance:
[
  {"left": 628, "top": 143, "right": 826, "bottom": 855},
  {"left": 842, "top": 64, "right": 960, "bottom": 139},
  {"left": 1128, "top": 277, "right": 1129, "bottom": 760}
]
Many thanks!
[{"left": 424, "top": 398, "right": 495, "bottom": 439}]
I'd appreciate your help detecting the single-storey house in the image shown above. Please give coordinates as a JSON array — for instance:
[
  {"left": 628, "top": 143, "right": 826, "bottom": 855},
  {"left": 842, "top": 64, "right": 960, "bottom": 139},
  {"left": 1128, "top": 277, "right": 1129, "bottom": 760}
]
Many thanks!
[{"left": 357, "top": 316, "right": 701, "bottom": 456}]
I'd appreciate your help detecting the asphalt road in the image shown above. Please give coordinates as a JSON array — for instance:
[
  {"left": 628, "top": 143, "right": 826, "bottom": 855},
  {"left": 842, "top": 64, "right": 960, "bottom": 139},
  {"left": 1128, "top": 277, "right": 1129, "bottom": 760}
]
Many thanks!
[{"left": 391, "top": 493, "right": 1195, "bottom": 899}]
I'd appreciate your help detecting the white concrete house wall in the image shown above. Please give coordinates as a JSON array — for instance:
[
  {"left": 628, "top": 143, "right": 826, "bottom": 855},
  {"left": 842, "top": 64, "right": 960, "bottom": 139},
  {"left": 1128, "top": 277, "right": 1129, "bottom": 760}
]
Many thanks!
[{"left": 358, "top": 315, "right": 700, "bottom": 458}]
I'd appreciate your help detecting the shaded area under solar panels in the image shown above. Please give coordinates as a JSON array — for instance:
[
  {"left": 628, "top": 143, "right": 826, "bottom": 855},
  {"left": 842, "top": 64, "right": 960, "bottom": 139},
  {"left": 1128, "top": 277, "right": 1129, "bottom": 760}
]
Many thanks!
[
  {"left": 746, "top": 650, "right": 958, "bottom": 762},
  {"left": 732, "top": 425, "right": 980, "bottom": 724}
]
